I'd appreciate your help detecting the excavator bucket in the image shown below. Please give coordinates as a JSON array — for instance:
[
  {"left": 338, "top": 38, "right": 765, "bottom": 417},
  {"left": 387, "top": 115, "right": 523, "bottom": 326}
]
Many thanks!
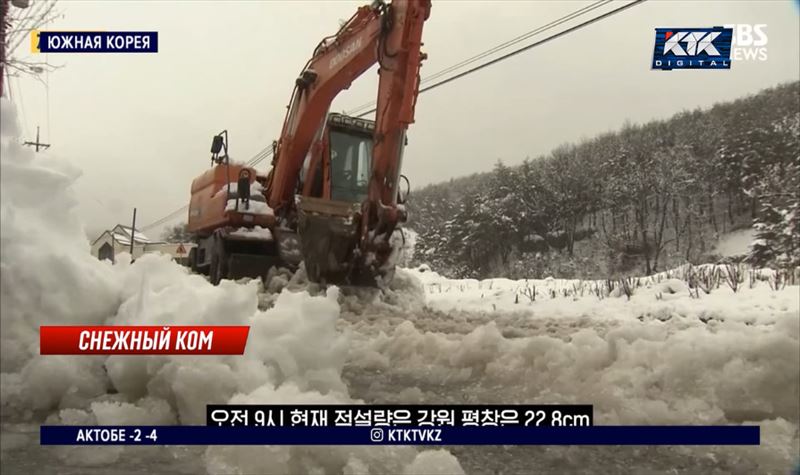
[{"left": 297, "top": 196, "right": 389, "bottom": 285}]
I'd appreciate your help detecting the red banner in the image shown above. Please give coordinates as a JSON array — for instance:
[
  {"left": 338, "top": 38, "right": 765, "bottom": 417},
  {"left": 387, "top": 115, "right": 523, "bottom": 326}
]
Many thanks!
[{"left": 40, "top": 326, "right": 250, "bottom": 355}]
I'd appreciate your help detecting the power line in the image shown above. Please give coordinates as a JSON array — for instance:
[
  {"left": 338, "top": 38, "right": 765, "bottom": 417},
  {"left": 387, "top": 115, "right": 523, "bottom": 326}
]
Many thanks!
[
  {"left": 140, "top": 205, "right": 188, "bottom": 232},
  {"left": 44, "top": 10, "right": 51, "bottom": 142},
  {"left": 421, "top": 0, "right": 612, "bottom": 85},
  {"left": 345, "top": 0, "right": 613, "bottom": 117},
  {"left": 142, "top": 0, "right": 647, "bottom": 231},
  {"left": 246, "top": 146, "right": 273, "bottom": 166},
  {"left": 354, "top": 0, "right": 647, "bottom": 118},
  {"left": 12, "top": 76, "right": 29, "bottom": 137}
]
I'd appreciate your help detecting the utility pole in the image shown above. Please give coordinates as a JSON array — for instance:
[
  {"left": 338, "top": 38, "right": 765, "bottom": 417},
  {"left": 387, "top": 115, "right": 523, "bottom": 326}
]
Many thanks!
[
  {"left": 1, "top": 0, "right": 8, "bottom": 97},
  {"left": 23, "top": 125, "right": 51, "bottom": 152},
  {"left": 129, "top": 208, "right": 137, "bottom": 258},
  {"left": 110, "top": 230, "right": 116, "bottom": 264}
]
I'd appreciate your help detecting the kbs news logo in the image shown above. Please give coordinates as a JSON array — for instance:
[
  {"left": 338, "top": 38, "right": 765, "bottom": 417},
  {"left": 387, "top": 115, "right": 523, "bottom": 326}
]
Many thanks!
[
  {"left": 725, "top": 24, "right": 768, "bottom": 61},
  {"left": 652, "top": 27, "right": 733, "bottom": 70}
]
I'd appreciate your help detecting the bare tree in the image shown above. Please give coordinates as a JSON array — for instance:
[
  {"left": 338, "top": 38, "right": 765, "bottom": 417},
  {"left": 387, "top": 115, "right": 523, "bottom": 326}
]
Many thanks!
[
  {"left": 161, "top": 223, "right": 193, "bottom": 243},
  {"left": 2, "top": 0, "right": 61, "bottom": 93}
]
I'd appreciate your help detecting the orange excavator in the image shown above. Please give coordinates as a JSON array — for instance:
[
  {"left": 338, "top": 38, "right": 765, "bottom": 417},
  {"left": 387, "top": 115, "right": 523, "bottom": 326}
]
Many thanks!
[{"left": 186, "top": 0, "right": 431, "bottom": 285}]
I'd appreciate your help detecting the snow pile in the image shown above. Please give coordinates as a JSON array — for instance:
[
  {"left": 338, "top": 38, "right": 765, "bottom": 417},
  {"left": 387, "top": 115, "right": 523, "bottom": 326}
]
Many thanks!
[
  {"left": 405, "top": 264, "right": 798, "bottom": 327},
  {"left": 213, "top": 180, "right": 265, "bottom": 197},
  {"left": 388, "top": 227, "right": 417, "bottom": 269},
  {"left": 225, "top": 198, "right": 274, "bottom": 216},
  {"left": 0, "top": 98, "right": 122, "bottom": 411},
  {"left": 0, "top": 98, "right": 460, "bottom": 474}
]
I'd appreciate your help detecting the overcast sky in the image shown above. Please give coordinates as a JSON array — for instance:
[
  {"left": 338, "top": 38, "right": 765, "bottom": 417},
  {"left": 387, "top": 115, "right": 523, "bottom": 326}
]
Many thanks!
[{"left": 6, "top": 0, "right": 800, "bottom": 239}]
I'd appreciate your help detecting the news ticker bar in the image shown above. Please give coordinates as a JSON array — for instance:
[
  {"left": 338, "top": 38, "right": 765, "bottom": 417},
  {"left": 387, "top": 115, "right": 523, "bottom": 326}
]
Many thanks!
[
  {"left": 40, "top": 426, "right": 760, "bottom": 446},
  {"left": 206, "top": 405, "right": 594, "bottom": 427}
]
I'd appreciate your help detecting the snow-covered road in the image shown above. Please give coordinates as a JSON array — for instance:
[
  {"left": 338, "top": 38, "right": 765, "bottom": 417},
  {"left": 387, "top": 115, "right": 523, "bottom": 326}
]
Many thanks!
[
  {"left": 1, "top": 264, "right": 799, "bottom": 474},
  {"left": 343, "top": 269, "right": 800, "bottom": 474}
]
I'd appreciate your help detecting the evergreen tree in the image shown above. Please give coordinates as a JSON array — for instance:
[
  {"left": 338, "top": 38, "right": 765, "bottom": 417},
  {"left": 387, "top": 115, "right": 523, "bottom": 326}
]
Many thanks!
[
  {"left": 748, "top": 203, "right": 781, "bottom": 266},
  {"left": 407, "top": 81, "right": 800, "bottom": 278}
]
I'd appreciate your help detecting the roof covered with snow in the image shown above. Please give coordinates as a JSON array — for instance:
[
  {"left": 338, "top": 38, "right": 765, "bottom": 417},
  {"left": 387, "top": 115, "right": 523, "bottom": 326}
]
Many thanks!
[{"left": 92, "top": 225, "right": 164, "bottom": 246}]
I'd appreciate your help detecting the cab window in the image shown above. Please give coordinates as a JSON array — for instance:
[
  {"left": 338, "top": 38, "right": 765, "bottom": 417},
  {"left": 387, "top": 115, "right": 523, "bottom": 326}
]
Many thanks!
[{"left": 329, "top": 130, "right": 372, "bottom": 202}]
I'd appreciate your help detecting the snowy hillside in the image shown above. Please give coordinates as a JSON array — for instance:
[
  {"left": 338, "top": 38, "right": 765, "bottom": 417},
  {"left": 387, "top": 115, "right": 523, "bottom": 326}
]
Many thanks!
[
  {"left": 1, "top": 95, "right": 799, "bottom": 475},
  {"left": 408, "top": 82, "right": 800, "bottom": 281}
]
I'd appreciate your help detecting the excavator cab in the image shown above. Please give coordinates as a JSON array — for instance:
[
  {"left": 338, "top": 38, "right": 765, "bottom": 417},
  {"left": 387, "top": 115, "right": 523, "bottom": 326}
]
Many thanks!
[
  {"left": 299, "top": 113, "right": 377, "bottom": 203},
  {"left": 293, "top": 113, "right": 387, "bottom": 284},
  {"left": 328, "top": 113, "right": 374, "bottom": 203}
]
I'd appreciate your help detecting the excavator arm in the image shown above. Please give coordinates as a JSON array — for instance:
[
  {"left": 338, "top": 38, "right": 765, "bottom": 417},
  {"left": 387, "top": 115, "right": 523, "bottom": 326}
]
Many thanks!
[
  {"left": 263, "top": 0, "right": 431, "bottom": 284},
  {"left": 267, "top": 0, "right": 430, "bottom": 217}
]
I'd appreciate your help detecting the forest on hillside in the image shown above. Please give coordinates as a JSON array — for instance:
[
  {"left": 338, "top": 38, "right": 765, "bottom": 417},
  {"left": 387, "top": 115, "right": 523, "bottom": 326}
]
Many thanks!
[{"left": 407, "top": 81, "right": 800, "bottom": 280}]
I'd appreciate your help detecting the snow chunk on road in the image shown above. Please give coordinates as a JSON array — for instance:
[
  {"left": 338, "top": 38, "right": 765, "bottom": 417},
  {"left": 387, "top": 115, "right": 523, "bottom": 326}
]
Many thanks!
[
  {"left": 103, "top": 257, "right": 348, "bottom": 424},
  {"left": 404, "top": 450, "right": 464, "bottom": 475},
  {"left": 658, "top": 278, "right": 688, "bottom": 296}
]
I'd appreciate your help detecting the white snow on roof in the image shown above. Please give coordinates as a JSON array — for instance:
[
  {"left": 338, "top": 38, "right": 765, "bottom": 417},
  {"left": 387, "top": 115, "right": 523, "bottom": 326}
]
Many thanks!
[
  {"left": 92, "top": 225, "right": 164, "bottom": 246},
  {"left": 110, "top": 224, "right": 169, "bottom": 245},
  {"left": 112, "top": 224, "right": 152, "bottom": 243},
  {"left": 112, "top": 233, "right": 133, "bottom": 245}
]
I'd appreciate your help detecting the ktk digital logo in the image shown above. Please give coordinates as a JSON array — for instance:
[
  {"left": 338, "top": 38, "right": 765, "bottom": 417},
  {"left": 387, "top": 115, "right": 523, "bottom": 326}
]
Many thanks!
[{"left": 652, "top": 27, "right": 733, "bottom": 70}]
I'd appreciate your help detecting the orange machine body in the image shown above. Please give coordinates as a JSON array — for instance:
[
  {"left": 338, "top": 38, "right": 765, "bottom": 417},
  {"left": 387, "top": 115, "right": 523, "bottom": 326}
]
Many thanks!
[
  {"left": 184, "top": 0, "right": 430, "bottom": 284},
  {"left": 187, "top": 163, "right": 274, "bottom": 237}
]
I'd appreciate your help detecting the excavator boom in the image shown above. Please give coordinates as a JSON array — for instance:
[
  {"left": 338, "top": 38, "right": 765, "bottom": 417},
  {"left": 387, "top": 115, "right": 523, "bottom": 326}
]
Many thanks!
[
  {"left": 267, "top": 0, "right": 430, "bottom": 215},
  {"left": 266, "top": 0, "right": 431, "bottom": 283}
]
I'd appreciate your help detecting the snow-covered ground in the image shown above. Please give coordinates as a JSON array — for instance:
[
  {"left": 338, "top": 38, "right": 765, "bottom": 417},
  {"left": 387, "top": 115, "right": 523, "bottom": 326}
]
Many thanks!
[
  {"left": 339, "top": 266, "right": 800, "bottom": 473},
  {"left": 2, "top": 97, "right": 799, "bottom": 475}
]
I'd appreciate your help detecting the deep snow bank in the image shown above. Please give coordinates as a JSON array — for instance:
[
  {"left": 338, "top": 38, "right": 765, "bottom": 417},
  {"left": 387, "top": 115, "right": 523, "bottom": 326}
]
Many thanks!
[
  {"left": 397, "top": 266, "right": 799, "bottom": 425},
  {"left": 343, "top": 265, "right": 799, "bottom": 472},
  {"left": 0, "top": 98, "right": 122, "bottom": 412},
  {"left": 0, "top": 98, "right": 463, "bottom": 474}
]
